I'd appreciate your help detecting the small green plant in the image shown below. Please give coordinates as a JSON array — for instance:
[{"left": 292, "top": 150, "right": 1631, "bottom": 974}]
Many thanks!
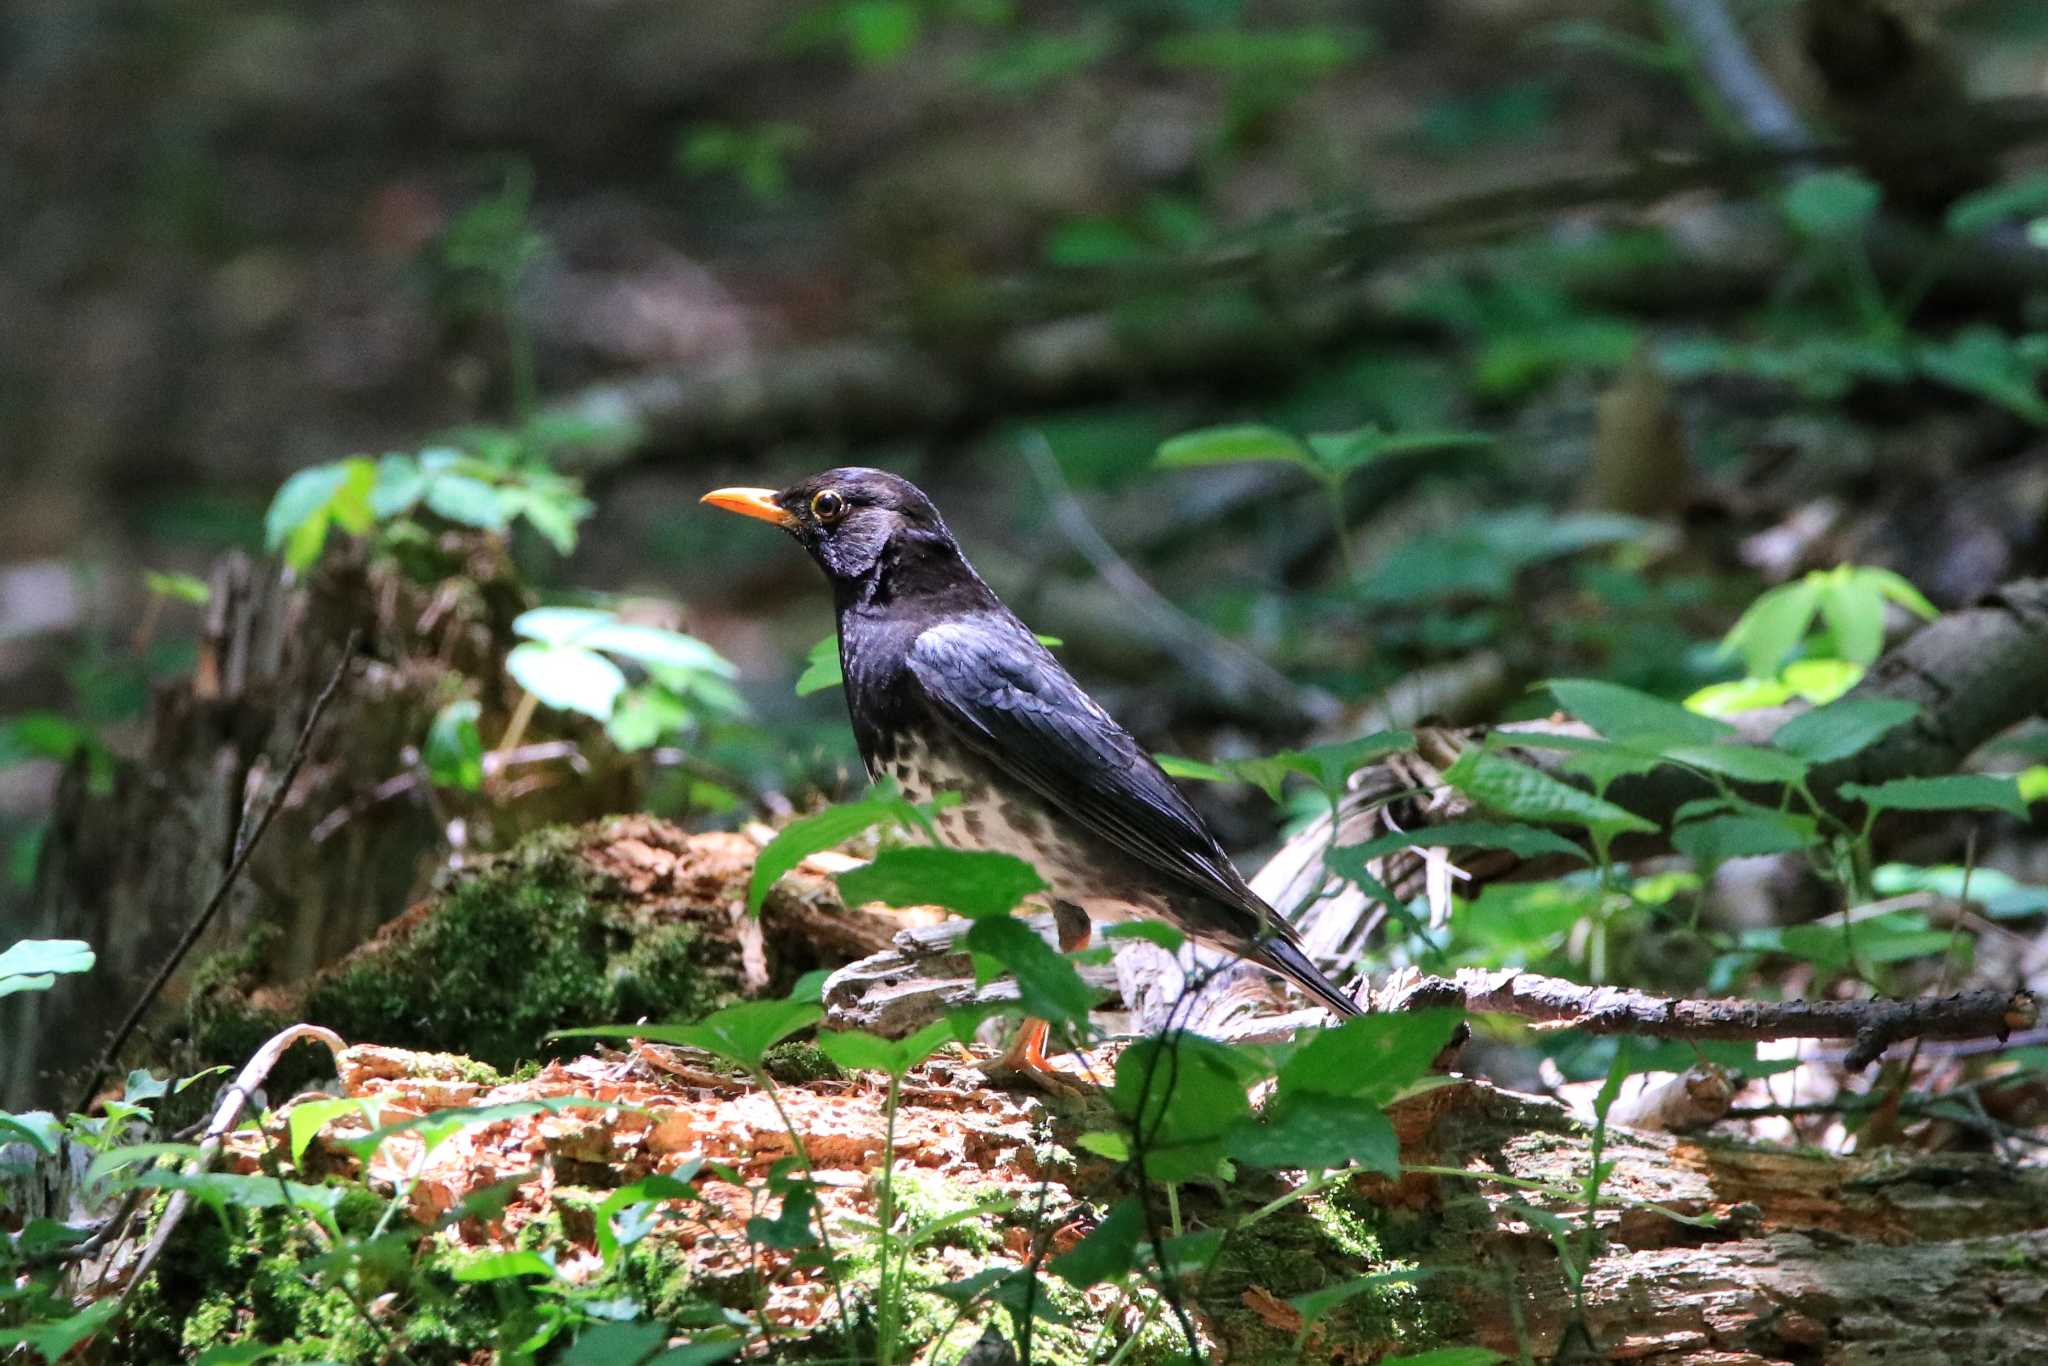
[
  {"left": 1157, "top": 422, "right": 1492, "bottom": 584},
  {"left": 1689, "top": 564, "right": 1937, "bottom": 715},
  {"left": 676, "top": 122, "right": 811, "bottom": 203},
  {"left": 263, "top": 439, "right": 596, "bottom": 573}
]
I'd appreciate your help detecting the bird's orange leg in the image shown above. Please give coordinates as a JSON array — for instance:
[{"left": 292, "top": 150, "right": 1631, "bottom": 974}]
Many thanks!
[{"left": 996, "top": 907, "right": 1092, "bottom": 1088}]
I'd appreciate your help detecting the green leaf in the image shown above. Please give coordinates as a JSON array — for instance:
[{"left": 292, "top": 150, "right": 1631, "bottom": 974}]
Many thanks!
[
  {"left": 815, "top": 1019, "right": 957, "bottom": 1080},
  {"left": 1101, "top": 920, "right": 1187, "bottom": 952},
  {"left": 560, "top": 1321, "right": 671, "bottom": 1366},
  {"left": 143, "top": 569, "right": 210, "bottom": 605},
  {"left": 1840, "top": 775, "right": 2030, "bottom": 821},
  {"left": 1331, "top": 821, "right": 1590, "bottom": 871},
  {"left": 1659, "top": 743, "right": 1810, "bottom": 786},
  {"left": 265, "top": 458, "right": 377, "bottom": 570},
  {"left": 423, "top": 472, "right": 511, "bottom": 531},
  {"left": 552, "top": 999, "right": 824, "bottom": 1071},
  {"left": 342, "top": 1096, "right": 628, "bottom": 1163},
  {"left": 1226, "top": 732, "right": 1415, "bottom": 804},
  {"left": 1051, "top": 1197, "right": 1144, "bottom": 1285},
  {"left": 370, "top": 452, "right": 428, "bottom": 518},
  {"left": 1944, "top": 171, "right": 2048, "bottom": 236},
  {"left": 424, "top": 699, "right": 485, "bottom": 790},
  {"left": 1154, "top": 753, "right": 1234, "bottom": 783},
  {"left": 506, "top": 642, "right": 628, "bottom": 720},
  {"left": 1818, "top": 569, "right": 1886, "bottom": 665},
  {"left": 594, "top": 1166, "right": 702, "bottom": 1267},
  {"left": 451, "top": 1248, "right": 559, "bottom": 1282},
  {"left": 795, "top": 635, "right": 842, "bottom": 696},
  {"left": 1917, "top": 327, "right": 2048, "bottom": 424},
  {"left": 1289, "top": 1268, "right": 1425, "bottom": 1332},
  {"left": 747, "top": 1182, "right": 819, "bottom": 1249},
  {"left": 1495, "top": 732, "right": 1666, "bottom": 792},
  {"left": 607, "top": 684, "right": 691, "bottom": 753},
  {"left": 1156, "top": 424, "right": 1316, "bottom": 474},
  {"left": 1227, "top": 1093, "right": 1399, "bottom": 1174},
  {"left": 0, "top": 938, "right": 94, "bottom": 997},
  {"left": 1276, "top": 1010, "right": 1463, "bottom": 1106},
  {"left": 195, "top": 1344, "right": 282, "bottom": 1366},
  {"left": 0, "top": 1109, "right": 64, "bottom": 1155},
  {"left": 1305, "top": 425, "right": 1494, "bottom": 475},
  {"left": 1544, "top": 678, "right": 1732, "bottom": 746},
  {"left": 1671, "top": 814, "right": 1811, "bottom": 873},
  {"left": 1719, "top": 578, "right": 1822, "bottom": 678},
  {"left": 1770, "top": 698, "right": 1918, "bottom": 763},
  {"left": 577, "top": 623, "right": 736, "bottom": 676},
  {"left": 1382, "top": 1347, "right": 1504, "bottom": 1366},
  {"left": 1076, "top": 1130, "right": 1128, "bottom": 1161},
  {"left": 965, "top": 917, "right": 1098, "bottom": 1026},
  {"left": 1110, "top": 1035, "right": 1259, "bottom": 1183},
  {"left": 288, "top": 1096, "right": 379, "bottom": 1167},
  {"left": 0, "top": 1300, "right": 121, "bottom": 1360},
  {"left": 1442, "top": 749, "right": 1656, "bottom": 836},
  {"left": 835, "top": 847, "right": 1044, "bottom": 920},
  {"left": 747, "top": 789, "right": 940, "bottom": 916},
  {"left": 1860, "top": 566, "right": 1938, "bottom": 620},
  {"left": 1782, "top": 169, "right": 1881, "bottom": 238}
]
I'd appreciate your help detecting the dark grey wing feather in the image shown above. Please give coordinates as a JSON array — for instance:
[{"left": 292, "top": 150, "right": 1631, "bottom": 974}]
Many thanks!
[{"left": 905, "top": 618, "right": 1278, "bottom": 930}]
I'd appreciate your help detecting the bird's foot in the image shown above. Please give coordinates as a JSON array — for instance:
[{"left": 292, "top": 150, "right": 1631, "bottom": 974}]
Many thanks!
[{"left": 985, "top": 1018, "right": 1100, "bottom": 1099}]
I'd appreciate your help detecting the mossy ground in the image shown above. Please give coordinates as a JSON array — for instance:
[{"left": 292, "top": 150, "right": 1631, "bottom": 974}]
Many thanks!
[{"left": 183, "top": 824, "right": 749, "bottom": 1076}]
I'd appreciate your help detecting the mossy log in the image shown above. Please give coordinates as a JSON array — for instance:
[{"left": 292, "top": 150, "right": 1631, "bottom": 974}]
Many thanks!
[{"left": 110, "top": 1041, "right": 2048, "bottom": 1364}]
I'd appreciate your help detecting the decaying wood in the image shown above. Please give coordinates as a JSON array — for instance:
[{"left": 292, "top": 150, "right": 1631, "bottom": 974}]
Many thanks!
[
  {"left": 1, "top": 545, "right": 638, "bottom": 1110},
  {"left": 1383, "top": 969, "right": 2037, "bottom": 1072},
  {"left": 167, "top": 1040, "right": 2048, "bottom": 1365}
]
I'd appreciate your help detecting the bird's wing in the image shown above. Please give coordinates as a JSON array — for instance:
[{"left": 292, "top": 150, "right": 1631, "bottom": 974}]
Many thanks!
[{"left": 905, "top": 618, "right": 1278, "bottom": 930}]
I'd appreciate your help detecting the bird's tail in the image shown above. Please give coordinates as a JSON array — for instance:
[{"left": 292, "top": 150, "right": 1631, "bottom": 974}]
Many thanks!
[{"left": 1257, "top": 935, "right": 1361, "bottom": 1017}]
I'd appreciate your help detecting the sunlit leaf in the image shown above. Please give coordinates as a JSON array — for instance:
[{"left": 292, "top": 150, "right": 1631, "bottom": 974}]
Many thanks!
[
  {"left": 1442, "top": 749, "right": 1656, "bottom": 836},
  {"left": 1156, "top": 424, "right": 1315, "bottom": 473},
  {"left": 1770, "top": 698, "right": 1918, "bottom": 764},
  {"left": 424, "top": 699, "right": 485, "bottom": 790},
  {"left": 1719, "top": 578, "right": 1822, "bottom": 679},
  {"left": 746, "top": 788, "right": 945, "bottom": 916},
  {"left": 1545, "top": 678, "right": 1731, "bottom": 746},
  {"left": 1840, "top": 774, "right": 2029, "bottom": 821},
  {"left": 836, "top": 846, "right": 1044, "bottom": 920},
  {"left": 1050, "top": 1197, "right": 1144, "bottom": 1285},
  {"left": 1782, "top": 169, "right": 1881, "bottom": 238},
  {"left": 506, "top": 642, "right": 628, "bottom": 720},
  {"left": 552, "top": 999, "right": 823, "bottom": 1071},
  {"left": 1659, "top": 744, "right": 1810, "bottom": 786},
  {"left": 966, "top": 917, "right": 1098, "bottom": 1025},
  {"left": 0, "top": 938, "right": 95, "bottom": 997}
]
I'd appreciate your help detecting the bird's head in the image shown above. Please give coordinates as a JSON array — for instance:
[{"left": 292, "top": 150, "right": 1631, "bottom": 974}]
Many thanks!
[{"left": 701, "top": 467, "right": 960, "bottom": 587}]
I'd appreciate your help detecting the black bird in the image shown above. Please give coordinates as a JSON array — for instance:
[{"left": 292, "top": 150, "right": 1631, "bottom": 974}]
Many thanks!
[{"left": 704, "top": 468, "right": 1359, "bottom": 1077}]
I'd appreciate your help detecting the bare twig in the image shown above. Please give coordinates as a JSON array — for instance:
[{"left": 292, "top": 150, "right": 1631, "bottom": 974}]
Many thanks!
[
  {"left": 1019, "top": 435, "right": 1335, "bottom": 728},
  {"left": 1387, "top": 969, "right": 2036, "bottom": 1072},
  {"left": 74, "top": 634, "right": 358, "bottom": 1114},
  {"left": 115, "top": 1023, "right": 348, "bottom": 1302},
  {"left": 1657, "top": 0, "right": 1818, "bottom": 155}
]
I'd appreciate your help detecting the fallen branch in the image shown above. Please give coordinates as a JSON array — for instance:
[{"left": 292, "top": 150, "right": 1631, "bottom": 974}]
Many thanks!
[
  {"left": 1386, "top": 969, "right": 2037, "bottom": 1072},
  {"left": 112, "top": 1023, "right": 348, "bottom": 1303}
]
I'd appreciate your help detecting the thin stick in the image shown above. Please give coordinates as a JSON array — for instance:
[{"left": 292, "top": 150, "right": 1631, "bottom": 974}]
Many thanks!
[
  {"left": 1391, "top": 968, "right": 2036, "bottom": 1072},
  {"left": 74, "top": 634, "right": 358, "bottom": 1115},
  {"left": 115, "top": 1023, "right": 348, "bottom": 1303}
]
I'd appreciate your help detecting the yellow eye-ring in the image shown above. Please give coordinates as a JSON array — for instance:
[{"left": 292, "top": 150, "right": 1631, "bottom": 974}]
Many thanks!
[{"left": 811, "top": 489, "right": 847, "bottom": 522}]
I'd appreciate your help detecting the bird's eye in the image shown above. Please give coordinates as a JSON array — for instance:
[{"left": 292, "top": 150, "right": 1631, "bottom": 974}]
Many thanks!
[{"left": 811, "top": 489, "right": 847, "bottom": 523}]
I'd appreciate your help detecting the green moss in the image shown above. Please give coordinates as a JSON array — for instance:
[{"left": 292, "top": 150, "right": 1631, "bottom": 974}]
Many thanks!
[
  {"left": 1200, "top": 1193, "right": 1459, "bottom": 1362},
  {"left": 762, "top": 1040, "right": 846, "bottom": 1085},
  {"left": 298, "top": 826, "right": 744, "bottom": 1072},
  {"left": 119, "top": 1205, "right": 535, "bottom": 1365}
]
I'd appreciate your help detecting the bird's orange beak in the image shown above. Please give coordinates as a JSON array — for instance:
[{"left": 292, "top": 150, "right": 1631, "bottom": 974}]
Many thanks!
[{"left": 701, "top": 486, "right": 796, "bottom": 529}]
